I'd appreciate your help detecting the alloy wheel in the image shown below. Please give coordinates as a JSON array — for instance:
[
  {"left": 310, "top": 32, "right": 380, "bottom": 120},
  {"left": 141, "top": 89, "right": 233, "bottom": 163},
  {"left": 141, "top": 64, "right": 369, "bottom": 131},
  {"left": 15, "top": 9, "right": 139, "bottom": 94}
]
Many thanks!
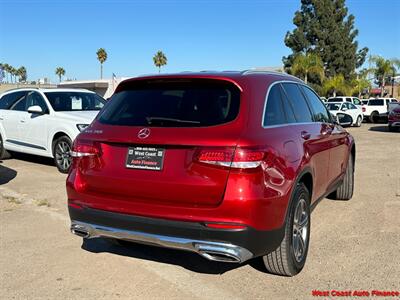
[
  {"left": 292, "top": 198, "right": 309, "bottom": 263},
  {"left": 55, "top": 141, "right": 71, "bottom": 171}
]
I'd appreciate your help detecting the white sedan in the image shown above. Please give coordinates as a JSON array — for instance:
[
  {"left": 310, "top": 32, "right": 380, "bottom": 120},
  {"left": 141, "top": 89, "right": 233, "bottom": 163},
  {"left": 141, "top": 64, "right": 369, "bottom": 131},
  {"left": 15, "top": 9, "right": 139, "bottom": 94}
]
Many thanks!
[{"left": 325, "top": 102, "right": 363, "bottom": 127}]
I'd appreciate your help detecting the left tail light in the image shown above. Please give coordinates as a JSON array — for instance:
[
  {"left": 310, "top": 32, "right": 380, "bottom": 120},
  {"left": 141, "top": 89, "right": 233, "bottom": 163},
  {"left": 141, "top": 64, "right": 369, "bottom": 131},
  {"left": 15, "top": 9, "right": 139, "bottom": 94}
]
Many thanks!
[{"left": 71, "top": 139, "right": 102, "bottom": 158}]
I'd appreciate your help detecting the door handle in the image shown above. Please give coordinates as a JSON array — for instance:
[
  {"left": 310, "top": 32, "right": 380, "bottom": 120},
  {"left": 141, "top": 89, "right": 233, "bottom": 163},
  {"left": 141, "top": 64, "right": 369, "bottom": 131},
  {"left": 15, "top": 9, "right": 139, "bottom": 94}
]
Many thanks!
[
  {"left": 301, "top": 131, "right": 311, "bottom": 140},
  {"left": 20, "top": 120, "right": 26, "bottom": 123}
]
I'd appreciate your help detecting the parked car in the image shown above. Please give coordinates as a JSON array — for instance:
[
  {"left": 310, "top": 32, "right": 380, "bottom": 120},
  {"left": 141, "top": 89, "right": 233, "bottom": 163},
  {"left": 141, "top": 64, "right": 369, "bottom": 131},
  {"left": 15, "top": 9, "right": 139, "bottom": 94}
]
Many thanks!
[
  {"left": 67, "top": 71, "right": 355, "bottom": 277},
  {"left": 388, "top": 102, "right": 400, "bottom": 132},
  {"left": 363, "top": 98, "right": 398, "bottom": 123},
  {"left": 325, "top": 102, "right": 363, "bottom": 127},
  {"left": 0, "top": 88, "right": 105, "bottom": 173},
  {"left": 327, "top": 96, "right": 363, "bottom": 107}
]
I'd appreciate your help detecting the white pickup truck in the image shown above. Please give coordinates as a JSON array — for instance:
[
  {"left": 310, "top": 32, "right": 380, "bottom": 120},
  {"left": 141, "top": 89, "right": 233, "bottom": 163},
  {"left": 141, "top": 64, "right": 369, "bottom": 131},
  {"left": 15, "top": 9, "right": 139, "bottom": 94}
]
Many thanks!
[{"left": 363, "top": 98, "right": 398, "bottom": 123}]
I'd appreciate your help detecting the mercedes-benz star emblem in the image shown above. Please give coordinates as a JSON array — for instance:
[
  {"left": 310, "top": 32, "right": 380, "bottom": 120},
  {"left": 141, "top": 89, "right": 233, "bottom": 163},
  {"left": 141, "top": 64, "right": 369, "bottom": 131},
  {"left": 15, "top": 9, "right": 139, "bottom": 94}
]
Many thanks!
[{"left": 138, "top": 128, "right": 151, "bottom": 139}]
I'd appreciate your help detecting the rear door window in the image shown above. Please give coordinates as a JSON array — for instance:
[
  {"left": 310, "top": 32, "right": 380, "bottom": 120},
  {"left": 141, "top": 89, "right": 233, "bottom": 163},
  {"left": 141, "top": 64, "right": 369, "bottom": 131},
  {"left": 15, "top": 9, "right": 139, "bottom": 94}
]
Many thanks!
[
  {"left": 300, "top": 85, "right": 331, "bottom": 123},
  {"left": 99, "top": 79, "right": 240, "bottom": 127},
  {"left": 263, "top": 84, "right": 286, "bottom": 126},
  {"left": 0, "top": 91, "right": 27, "bottom": 110},
  {"left": 10, "top": 94, "right": 28, "bottom": 111},
  {"left": 281, "top": 83, "right": 313, "bottom": 123},
  {"left": 369, "top": 99, "right": 384, "bottom": 106}
]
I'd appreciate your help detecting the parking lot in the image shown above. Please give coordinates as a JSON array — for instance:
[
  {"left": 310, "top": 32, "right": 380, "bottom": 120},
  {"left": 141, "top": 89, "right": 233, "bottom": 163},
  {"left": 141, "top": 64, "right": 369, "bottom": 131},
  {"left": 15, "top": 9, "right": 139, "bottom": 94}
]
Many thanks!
[{"left": 0, "top": 123, "right": 399, "bottom": 299}]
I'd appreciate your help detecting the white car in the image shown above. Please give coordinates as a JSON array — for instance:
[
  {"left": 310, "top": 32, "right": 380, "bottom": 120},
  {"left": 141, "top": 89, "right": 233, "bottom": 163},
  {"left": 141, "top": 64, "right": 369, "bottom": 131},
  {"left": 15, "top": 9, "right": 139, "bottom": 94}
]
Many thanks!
[
  {"left": 0, "top": 88, "right": 105, "bottom": 173},
  {"left": 325, "top": 102, "right": 363, "bottom": 127},
  {"left": 327, "top": 96, "right": 363, "bottom": 107}
]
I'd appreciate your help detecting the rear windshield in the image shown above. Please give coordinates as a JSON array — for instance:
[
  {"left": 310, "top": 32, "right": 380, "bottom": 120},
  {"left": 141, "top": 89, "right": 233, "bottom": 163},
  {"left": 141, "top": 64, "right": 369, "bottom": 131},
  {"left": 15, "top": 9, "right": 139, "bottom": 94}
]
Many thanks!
[
  {"left": 45, "top": 92, "right": 105, "bottom": 111},
  {"left": 99, "top": 79, "right": 240, "bottom": 127},
  {"left": 368, "top": 99, "right": 384, "bottom": 106},
  {"left": 327, "top": 98, "right": 343, "bottom": 102}
]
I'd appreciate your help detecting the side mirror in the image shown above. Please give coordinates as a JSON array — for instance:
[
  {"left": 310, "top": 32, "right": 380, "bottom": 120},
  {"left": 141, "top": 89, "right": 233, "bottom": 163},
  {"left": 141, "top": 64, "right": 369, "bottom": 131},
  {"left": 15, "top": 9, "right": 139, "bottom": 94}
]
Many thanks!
[
  {"left": 27, "top": 105, "right": 44, "bottom": 114},
  {"left": 336, "top": 112, "right": 353, "bottom": 127},
  {"left": 341, "top": 107, "right": 347, "bottom": 111}
]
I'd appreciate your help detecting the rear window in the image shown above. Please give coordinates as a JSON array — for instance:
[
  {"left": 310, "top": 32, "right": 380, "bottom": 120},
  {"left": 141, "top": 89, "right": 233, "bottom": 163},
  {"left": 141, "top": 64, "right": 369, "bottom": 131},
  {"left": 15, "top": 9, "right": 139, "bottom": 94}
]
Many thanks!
[
  {"left": 368, "top": 99, "right": 384, "bottom": 106},
  {"left": 99, "top": 79, "right": 240, "bottom": 127}
]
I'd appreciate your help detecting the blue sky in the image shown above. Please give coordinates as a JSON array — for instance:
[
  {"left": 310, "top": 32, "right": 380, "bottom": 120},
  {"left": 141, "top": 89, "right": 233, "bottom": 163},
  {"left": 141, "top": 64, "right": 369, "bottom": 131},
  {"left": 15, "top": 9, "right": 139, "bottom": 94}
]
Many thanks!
[{"left": 0, "top": 0, "right": 399, "bottom": 83}]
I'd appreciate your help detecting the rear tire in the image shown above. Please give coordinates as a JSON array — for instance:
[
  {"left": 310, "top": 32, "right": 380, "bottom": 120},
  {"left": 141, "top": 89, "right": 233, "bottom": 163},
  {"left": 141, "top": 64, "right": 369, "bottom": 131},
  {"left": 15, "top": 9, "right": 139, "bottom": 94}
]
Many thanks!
[
  {"left": 263, "top": 183, "right": 311, "bottom": 276},
  {"left": 53, "top": 136, "right": 72, "bottom": 173},
  {"left": 331, "top": 154, "right": 354, "bottom": 200},
  {"left": 0, "top": 133, "right": 11, "bottom": 160},
  {"left": 370, "top": 111, "right": 379, "bottom": 123}
]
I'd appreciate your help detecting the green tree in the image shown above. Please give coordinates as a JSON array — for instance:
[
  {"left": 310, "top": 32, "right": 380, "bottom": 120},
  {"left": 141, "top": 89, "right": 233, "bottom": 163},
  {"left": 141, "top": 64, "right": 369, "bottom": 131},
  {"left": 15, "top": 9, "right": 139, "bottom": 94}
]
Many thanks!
[
  {"left": 291, "top": 52, "right": 324, "bottom": 84},
  {"left": 350, "top": 71, "right": 371, "bottom": 97},
  {"left": 55, "top": 67, "right": 66, "bottom": 82},
  {"left": 96, "top": 48, "right": 108, "bottom": 79},
  {"left": 153, "top": 50, "right": 167, "bottom": 73},
  {"left": 284, "top": 0, "right": 368, "bottom": 81},
  {"left": 322, "top": 74, "right": 350, "bottom": 97},
  {"left": 369, "top": 55, "right": 400, "bottom": 97}
]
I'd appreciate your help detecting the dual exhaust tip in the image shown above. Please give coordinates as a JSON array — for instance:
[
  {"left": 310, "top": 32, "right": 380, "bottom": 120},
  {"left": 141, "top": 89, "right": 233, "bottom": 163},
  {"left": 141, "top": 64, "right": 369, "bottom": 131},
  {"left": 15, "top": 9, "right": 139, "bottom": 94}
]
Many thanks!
[{"left": 71, "top": 222, "right": 252, "bottom": 264}]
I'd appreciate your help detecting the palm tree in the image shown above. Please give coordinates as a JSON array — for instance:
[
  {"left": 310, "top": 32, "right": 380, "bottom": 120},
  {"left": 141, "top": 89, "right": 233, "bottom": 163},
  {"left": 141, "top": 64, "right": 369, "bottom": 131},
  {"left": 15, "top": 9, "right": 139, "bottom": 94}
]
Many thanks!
[
  {"left": 10, "top": 67, "right": 17, "bottom": 83},
  {"left": 153, "top": 50, "right": 167, "bottom": 73},
  {"left": 369, "top": 55, "right": 400, "bottom": 97},
  {"left": 3, "top": 63, "right": 10, "bottom": 83},
  {"left": 17, "top": 66, "right": 27, "bottom": 82},
  {"left": 96, "top": 48, "right": 107, "bottom": 79},
  {"left": 55, "top": 67, "right": 66, "bottom": 82},
  {"left": 322, "top": 74, "right": 350, "bottom": 97},
  {"left": 291, "top": 52, "right": 324, "bottom": 84}
]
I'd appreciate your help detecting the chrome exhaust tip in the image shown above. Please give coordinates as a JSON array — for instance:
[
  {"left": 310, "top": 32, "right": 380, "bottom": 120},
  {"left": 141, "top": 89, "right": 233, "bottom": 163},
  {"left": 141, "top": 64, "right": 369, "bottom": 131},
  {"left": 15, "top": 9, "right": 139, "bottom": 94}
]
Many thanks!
[
  {"left": 195, "top": 243, "right": 252, "bottom": 263},
  {"left": 71, "top": 223, "right": 90, "bottom": 238}
]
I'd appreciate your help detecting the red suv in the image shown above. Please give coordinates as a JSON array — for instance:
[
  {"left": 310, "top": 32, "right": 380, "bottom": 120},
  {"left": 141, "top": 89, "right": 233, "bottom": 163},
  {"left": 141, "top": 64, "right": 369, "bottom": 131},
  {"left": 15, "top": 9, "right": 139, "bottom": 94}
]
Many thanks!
[{"left": 67, "top": 71, "right": 355, "bottom": 276}]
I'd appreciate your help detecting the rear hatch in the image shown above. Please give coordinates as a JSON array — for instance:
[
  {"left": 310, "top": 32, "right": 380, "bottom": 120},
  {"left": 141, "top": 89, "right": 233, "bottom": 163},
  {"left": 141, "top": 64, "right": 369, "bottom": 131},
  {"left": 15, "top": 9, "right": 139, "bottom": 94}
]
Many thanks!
[{"left": 73, "top": 78, "right": 246, "bottom": 208}]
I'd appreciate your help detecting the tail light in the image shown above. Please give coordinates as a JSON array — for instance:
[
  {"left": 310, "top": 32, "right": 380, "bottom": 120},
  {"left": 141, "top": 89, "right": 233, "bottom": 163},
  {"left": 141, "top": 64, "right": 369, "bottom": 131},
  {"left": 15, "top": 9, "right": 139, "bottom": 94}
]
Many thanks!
[
  {"left": 70, "top": 139, "right": 102, "bottom": 170},
  {"left": 71, "top": 139, "right": 101, "bottom": 158},
  {"left": 196, "top": 147, "right": 265, "bottom": 169},
  {"left": 362, "top": 107, "right": 366, "bottom": 112}
]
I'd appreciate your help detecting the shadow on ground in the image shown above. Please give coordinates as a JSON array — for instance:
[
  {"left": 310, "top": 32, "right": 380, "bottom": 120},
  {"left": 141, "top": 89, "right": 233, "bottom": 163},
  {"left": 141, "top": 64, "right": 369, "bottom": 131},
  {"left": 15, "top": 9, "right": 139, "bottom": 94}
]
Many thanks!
[
  {"left": 0, "top": 163, "right": 17, "bottom": 185},
  {"left": 8, "top": 152, "right": 55, "bottom": 167},
  {"left": 368, "top": 125, "right": 399, "bottom": 133},
  {"left": 81, "top": 238, "right": 263, "bottom": 275}
]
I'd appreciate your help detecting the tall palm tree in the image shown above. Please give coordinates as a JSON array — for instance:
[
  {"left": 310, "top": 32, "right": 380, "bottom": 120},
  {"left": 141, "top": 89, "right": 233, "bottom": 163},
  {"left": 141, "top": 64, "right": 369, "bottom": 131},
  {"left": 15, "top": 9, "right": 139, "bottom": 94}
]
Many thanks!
[
  {"left": 17, "top": 66, "right": 27, "bottom": 82},
  {"left": 369, "top": 55, "right": 400, "bottom": 97},
  {"left": 153, "top": 50, "right": 167, "bottom": 73},
  {"left": 291, "top": 52, "right": 324, "bottom": 84},
  {"left": 322, "top": 74, "right": 350, "bottom": 97},
  {"left": 3, "top": 63, "right": 10, "bottom": 83},
  {"left": 55, "top": 67, "right": 66, "bottom": 82},
  {"left": 96, "top": 48, "right": 107, "bottom": 79},
  {"left": 10, "top": 67, "right": 17, "bottom": 83}
]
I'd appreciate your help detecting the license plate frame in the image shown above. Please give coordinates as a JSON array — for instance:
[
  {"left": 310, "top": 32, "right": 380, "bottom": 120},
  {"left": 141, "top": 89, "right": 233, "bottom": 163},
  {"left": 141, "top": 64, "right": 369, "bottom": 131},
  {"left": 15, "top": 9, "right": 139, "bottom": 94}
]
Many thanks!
[{"left": 125, "top": 146, "right": 165, "bottom": 171}]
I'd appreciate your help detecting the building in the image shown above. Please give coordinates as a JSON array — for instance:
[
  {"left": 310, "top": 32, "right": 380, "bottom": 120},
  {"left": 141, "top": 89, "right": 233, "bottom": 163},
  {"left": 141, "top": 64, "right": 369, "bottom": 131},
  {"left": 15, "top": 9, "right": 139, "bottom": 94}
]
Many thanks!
[{"left": 57, "top": 77, "right": 127, "bottom": 99}]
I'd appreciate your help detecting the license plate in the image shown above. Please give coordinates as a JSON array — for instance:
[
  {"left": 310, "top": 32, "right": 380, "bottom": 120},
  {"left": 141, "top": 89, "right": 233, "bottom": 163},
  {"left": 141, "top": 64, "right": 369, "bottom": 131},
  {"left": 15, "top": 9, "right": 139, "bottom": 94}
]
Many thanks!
[{"left": 126, "top": 147, "right": 165, "bottom": 171}]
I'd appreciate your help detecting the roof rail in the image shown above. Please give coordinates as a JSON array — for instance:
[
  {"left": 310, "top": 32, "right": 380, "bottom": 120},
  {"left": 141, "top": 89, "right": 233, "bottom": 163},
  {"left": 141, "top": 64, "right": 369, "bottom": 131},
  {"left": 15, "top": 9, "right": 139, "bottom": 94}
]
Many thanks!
[
  {"left": 0, "top": 87, "right": 39, "bottom": 93},
  {"left": 241, "top": 69, "right": 300, "bottom": 79}
]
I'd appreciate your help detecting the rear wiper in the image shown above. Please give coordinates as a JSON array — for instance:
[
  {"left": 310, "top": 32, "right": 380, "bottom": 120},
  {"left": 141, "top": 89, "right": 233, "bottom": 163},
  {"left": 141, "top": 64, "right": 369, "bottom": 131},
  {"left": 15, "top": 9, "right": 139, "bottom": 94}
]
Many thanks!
[{"left": 146, "top": 117, "right": 200, "bottom": 125}]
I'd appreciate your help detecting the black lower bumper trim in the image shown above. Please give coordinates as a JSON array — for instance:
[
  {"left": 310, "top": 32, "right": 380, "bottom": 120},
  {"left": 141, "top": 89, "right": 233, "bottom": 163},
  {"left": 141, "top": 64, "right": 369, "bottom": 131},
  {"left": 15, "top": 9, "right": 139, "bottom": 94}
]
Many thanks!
[{"left": 68, "top": 206, "right": 284, "bottom": 257}]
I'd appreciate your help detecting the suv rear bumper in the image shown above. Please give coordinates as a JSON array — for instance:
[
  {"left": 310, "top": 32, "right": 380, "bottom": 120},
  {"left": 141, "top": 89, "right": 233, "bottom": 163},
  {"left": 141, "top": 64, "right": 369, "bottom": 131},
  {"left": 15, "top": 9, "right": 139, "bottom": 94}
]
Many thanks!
[{"left": 69, "top": 206, "right": 284, "bottom": 263}]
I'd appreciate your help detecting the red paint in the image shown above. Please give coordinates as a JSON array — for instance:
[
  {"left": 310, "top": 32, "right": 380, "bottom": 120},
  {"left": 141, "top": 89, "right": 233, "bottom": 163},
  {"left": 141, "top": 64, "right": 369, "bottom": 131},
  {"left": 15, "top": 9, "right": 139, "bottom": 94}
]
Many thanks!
[{"left": 66, "top": 72, "right": 354, "bottom": 231}]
